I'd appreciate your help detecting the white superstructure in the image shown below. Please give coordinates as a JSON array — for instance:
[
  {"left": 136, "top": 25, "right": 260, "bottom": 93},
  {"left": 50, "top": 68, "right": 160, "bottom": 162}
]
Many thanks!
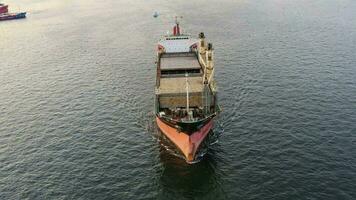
[
  {"left": 157, "top": 17, "right": 199, "bottom": 53},
  {"left": 158, "top": 35, "right": 198, "bottom": 53}
]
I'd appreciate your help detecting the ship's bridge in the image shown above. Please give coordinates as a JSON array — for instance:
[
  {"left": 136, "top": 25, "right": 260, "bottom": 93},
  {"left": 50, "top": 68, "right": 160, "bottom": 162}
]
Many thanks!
[{"left": 158, "top": 35, "right": 198, "bottom": 53}]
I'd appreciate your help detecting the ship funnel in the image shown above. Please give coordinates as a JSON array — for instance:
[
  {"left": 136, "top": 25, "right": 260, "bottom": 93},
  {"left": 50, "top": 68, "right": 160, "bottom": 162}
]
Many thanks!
[
  {"left": 173, "top": 24, "right": 180, "bottom": 36},
  {"left": 173, "top": 16, "right": 182, "bottom": 36}
]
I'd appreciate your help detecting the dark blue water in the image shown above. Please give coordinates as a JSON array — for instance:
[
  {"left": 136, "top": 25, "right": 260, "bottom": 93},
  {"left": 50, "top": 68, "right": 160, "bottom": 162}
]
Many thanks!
[{"left": 1, "top": 0, "right": 355, "bottom": 199}]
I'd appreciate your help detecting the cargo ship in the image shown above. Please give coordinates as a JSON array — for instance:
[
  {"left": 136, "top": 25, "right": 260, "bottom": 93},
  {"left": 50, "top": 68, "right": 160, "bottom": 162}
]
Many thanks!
[
  {"left": 0, "top": 12, "right": 26, "bottom": 21},
  {"left": 155, "top": 18, "right": 220, "bottom": 163},
  {"left": 0, "top": 3, "right": 26, "bottom": 21}
]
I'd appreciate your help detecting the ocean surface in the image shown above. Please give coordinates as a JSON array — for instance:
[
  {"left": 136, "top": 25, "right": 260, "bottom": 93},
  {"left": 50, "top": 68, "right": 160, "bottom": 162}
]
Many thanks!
[{"left": 1, "top": 0, "right": 356, "bottom": 199}]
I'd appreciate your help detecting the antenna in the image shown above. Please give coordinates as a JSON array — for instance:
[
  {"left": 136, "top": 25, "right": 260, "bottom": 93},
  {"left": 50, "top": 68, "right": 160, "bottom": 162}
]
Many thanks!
[
  {"left": 173, "top": 16, "right": 183, "bottom": 36},
  {"left": 174, "top": 15, "right": 183, "bottom": 24}
]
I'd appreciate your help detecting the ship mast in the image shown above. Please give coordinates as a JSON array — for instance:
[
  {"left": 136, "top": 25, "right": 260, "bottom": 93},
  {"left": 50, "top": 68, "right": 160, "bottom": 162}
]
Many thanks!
[
  {"left": 185, "top": 73, "right": 190, "bottom": 117},
  {"left": 173, "top": 16, "right": 183, "bottom": 36}
]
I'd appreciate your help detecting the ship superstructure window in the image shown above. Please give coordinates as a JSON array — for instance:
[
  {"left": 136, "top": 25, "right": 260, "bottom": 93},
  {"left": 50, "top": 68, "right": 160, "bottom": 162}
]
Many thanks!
[{"left": 166, "top": 37, "right": 189, "bottom": 40}]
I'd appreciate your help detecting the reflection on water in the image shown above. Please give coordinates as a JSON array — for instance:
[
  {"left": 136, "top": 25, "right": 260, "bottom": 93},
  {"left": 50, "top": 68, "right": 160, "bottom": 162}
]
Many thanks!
[{"left": 157, "top": 145, "right": 227, "bottom": 199}]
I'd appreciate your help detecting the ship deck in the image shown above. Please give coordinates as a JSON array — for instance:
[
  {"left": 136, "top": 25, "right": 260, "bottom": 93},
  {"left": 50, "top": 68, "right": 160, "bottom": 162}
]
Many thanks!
[
  {"left": 158, "top": 52, "right": 204, "bottom": 95},
  {"left": 157, "top": 76, "right": 203, "bottom": 95},
  {"left": 160, "top": 53, "right": 201, "bottom": 70}
]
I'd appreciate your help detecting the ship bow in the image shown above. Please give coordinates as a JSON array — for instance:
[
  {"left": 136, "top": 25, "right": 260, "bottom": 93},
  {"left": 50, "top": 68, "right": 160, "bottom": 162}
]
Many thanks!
[{"left": 156, "top": 116, "right": 213, "bottom": 162}]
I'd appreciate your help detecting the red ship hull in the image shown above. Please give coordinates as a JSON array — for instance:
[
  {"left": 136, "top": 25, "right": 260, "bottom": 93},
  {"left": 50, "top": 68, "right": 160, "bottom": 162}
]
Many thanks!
[{"left": 156, "top": 116, "right": 213, "bottom": 162}]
